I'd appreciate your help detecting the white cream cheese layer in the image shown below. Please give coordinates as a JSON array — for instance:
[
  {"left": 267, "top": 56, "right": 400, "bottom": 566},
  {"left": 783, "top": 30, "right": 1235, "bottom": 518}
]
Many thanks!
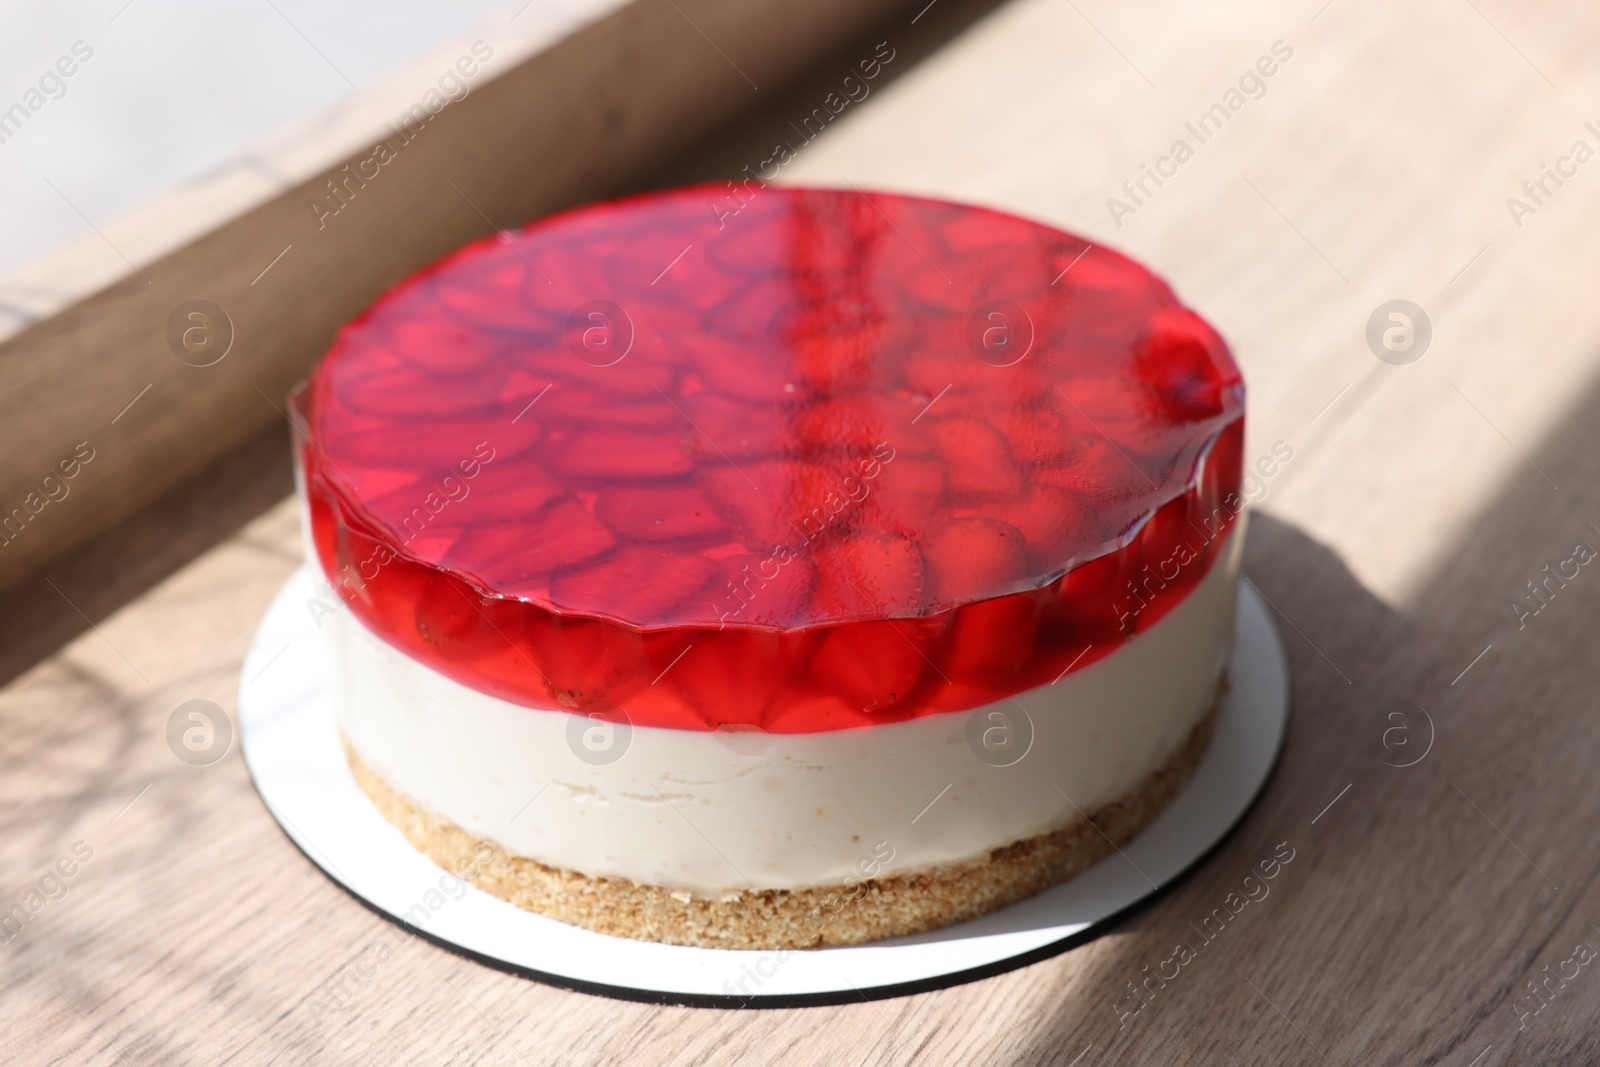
[{"left": 322, "top": 527, "right": 1243, "bottom": 895}]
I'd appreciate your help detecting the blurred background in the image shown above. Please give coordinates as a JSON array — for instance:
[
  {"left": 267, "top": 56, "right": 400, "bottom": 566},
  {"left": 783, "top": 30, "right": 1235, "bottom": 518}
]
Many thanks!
[{"left": 0, "top": 0, "right": 513, "bottom": 276}]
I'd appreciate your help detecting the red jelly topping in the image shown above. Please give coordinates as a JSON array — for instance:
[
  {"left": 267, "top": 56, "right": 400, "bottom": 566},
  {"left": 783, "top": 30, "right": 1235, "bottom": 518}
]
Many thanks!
[{"left": 295, "top": 186, "right": 1244, "bottom": 732}]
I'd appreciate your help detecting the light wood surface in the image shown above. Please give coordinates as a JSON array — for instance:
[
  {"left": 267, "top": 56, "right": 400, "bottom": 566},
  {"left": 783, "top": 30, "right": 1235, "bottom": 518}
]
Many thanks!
[{"left": 8, "top": 0, "right": 1600, "bottom": 1063}]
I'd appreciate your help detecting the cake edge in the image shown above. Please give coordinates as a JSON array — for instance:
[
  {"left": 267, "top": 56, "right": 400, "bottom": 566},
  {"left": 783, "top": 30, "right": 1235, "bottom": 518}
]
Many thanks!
[{"left": 341, "top": 687, "right": 1222, "bottom": 951}]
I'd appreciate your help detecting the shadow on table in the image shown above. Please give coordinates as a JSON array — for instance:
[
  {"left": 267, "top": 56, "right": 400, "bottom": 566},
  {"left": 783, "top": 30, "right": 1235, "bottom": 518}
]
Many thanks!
[
  {"left": 0, "top": 426, "right": 296, "bottom": 690},
  {"left": 1012, "top": 369, "right": 1600, "bottom": 1062}
]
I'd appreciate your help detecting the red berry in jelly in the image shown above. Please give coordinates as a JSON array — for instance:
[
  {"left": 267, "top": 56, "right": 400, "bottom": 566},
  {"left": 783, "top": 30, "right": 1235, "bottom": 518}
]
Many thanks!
[{"left": 294, "top": 186, "right": 1243, "bottom": 732}]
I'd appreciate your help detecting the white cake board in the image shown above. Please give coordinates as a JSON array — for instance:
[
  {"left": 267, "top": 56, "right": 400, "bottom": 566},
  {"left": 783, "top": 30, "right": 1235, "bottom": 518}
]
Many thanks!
[{"left": 239, "top": 567, "right": 1288, "bottom": 1008}]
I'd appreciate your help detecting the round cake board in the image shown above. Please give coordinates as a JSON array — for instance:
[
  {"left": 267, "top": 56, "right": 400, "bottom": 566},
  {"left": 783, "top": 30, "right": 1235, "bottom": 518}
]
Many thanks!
[{"left": 239, "top": 567, "right": 1288, "bottom": 1008}]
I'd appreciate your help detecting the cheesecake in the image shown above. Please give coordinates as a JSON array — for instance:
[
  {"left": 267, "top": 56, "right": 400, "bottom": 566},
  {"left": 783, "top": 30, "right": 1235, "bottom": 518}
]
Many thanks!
[{"left": 290, "top": 185, "right": 1246, "bottom": 949}]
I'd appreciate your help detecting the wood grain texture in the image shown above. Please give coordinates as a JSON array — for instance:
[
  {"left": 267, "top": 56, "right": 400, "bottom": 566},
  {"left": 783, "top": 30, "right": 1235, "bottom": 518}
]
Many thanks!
[
  {"left": 8, "top": 0, "right": 1600, "bottom": 1063},
  {"left": 0, "top": 0, "right": 916, "bottom": 592}
]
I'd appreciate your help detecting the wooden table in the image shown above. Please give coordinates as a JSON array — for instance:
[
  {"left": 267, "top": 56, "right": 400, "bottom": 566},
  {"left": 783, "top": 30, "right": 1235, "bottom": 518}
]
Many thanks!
[{"left": 7, "top": 0, "right": 1600, "bottom": 1062}]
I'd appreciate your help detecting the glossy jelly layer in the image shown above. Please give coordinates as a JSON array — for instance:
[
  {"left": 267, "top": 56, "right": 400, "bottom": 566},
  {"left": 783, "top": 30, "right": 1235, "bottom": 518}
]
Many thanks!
[{"left": 296, "top": 185, "right": 1244, "bottom": 732}]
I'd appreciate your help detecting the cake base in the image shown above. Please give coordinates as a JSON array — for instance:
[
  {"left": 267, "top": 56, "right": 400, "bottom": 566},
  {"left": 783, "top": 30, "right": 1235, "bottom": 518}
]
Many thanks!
[
  {"left": 242, "top": 566, "right": 1290, "bottom": 1004},
  {"left": 343, "top": 696, "right": 1219, "bottom": 950}
]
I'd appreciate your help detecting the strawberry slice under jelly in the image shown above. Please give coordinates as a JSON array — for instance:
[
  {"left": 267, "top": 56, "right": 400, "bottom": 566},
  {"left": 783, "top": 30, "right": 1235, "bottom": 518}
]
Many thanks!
[{"left": 294, "top": 185, "right": 1245, "bottom": 732}]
